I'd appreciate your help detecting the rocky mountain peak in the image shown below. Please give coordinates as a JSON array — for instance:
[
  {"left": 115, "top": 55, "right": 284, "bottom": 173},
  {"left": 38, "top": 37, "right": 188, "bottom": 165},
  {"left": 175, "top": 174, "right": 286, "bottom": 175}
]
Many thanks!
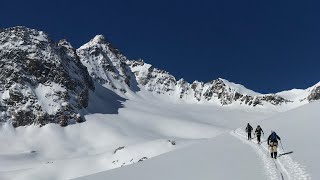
[
  {"left": 81, "top": 35, "right": 107, "bottom": 48},
  {"left": 77, "top": 35, "right": 134, "bottom": 93},
  {"left": 92, "top": 35, "right": 106, "bottom": 44}
]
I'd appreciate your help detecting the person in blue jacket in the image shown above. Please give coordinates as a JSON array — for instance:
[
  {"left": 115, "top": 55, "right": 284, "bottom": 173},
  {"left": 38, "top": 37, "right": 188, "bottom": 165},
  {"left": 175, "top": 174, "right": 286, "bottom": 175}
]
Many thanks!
[{"left": 267, "top": 131, "right": 281, "bottom": 159}]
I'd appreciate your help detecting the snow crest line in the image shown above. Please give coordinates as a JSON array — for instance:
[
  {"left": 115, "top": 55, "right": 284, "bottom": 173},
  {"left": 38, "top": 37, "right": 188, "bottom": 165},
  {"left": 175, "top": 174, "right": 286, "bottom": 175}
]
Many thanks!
[{"left": 232, "top": 129, "right": 311, "bottom": 180}]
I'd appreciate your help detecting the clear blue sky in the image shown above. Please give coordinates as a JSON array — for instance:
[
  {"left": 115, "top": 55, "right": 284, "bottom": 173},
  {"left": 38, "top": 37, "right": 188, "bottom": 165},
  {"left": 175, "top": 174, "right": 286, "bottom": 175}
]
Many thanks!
[{"left": 1, "top": 0, "right": 319, "bottom": 93}]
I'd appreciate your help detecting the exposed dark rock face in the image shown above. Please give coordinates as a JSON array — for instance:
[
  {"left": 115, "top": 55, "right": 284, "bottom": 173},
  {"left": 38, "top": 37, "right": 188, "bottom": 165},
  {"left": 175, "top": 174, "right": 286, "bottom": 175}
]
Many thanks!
[
  {"left": 114, "top": 146, "right": 125, "bottom": 154},
  {"left": 203, "top": 79, "right": 234, "bottom": 105},
  {"left": 138, "top": 157, "right": 148, "bottom": 162},
  {"left": 255, "top": 95, "right": 291, "bottom": 106},
  {"left": 308, "top": 86, "right": 320, "bottom": 101},
  {"left": 0, "top": 27, "right": 93, "bottom": 127},
  {"left": 129, "top": 60, "right": 177, "bottom": 94},
  {"left": 168, "top": 140, "right": 176, "bottom": 145}
]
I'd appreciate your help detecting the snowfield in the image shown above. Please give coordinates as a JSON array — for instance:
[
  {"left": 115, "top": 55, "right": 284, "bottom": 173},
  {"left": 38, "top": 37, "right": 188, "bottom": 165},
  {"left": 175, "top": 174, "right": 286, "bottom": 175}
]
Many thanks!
[
  {"left": 76, "top": 100, "right": 320, "bottom": 180},
  {"left": 0, "top": 87, "right": 319, "bottom": 179},
  {"left": 0, "top": 87, "right": 281, "bottom": 180}
]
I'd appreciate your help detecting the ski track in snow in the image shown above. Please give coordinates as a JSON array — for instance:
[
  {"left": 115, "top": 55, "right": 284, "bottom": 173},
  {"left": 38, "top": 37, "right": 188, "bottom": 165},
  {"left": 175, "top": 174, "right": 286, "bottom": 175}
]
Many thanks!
[
  {"left": 231, "top": 129, "right": 311, "bottom": 180},
  {"left": 231, "top": 130, "right": 279, "bottom": 180}
]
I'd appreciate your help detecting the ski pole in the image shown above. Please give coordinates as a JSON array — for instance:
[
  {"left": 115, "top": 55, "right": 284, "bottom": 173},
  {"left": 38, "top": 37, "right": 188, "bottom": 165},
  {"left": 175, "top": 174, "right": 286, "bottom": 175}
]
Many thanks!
[{"left": 279, "top": 140, "right": 284, "bottom": 150}]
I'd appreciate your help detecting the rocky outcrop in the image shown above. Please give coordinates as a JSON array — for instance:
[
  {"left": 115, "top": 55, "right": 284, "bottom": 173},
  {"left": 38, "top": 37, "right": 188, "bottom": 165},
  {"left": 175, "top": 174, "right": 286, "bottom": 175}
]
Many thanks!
[
  {"left": 138, "top": 157, "right": 148, "bottom": 162},
  {"left": 114, "top": 146, "right": 125, "bottom": 154},
  {"left": 0, "top": 27, "right": 93, "bottom": 127},
  {"left": 308, "top": 86, "right": 320, "bottom": 101},
  {"left": 129, "top": 60, "right": 177, "bottom": 94}
]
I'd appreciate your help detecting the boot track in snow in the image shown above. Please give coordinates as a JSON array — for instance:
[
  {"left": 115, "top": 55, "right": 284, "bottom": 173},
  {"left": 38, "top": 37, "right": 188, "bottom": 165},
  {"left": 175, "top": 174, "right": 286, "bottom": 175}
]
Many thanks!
[{"left": 231, "top": 128, "right": 311, "bottom": 180}]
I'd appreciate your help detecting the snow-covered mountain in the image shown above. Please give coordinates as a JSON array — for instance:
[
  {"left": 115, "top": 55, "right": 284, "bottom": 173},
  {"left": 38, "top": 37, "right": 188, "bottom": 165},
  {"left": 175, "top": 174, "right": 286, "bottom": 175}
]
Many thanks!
[
  {"left": 1, "top": 26, "right": 320, "bottom": 180},
  {"left": 74, "top": 32, "right": 319, "bottom": 107},
  {"left": 0, "top": 26, "right": 320, "bottom": 128},
  {"left": 130, "top": 60, "right": 290, "bottom": 106}
]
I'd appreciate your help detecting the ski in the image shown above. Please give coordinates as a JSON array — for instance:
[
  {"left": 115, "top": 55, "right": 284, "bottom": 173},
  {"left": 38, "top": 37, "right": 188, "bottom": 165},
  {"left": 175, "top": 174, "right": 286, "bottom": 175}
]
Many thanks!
[{"left": 278, "top": 151, "right": 293, "bottom": 157}]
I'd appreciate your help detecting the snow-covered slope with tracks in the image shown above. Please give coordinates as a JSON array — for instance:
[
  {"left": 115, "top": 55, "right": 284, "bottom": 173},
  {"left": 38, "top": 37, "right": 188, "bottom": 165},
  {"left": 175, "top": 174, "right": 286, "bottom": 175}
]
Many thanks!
[{"left": 76, "top": 99, "right": 320, "bottom": 180}]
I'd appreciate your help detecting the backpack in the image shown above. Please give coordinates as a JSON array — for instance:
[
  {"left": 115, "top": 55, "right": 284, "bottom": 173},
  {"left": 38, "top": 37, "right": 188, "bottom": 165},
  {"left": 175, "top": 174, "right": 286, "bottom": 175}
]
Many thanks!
[
  {"left": 246, "top": 125, "right": 252, "bottom": 132},
  {"left": 270, "top": 132, "right": 277, "bottom": 142}
]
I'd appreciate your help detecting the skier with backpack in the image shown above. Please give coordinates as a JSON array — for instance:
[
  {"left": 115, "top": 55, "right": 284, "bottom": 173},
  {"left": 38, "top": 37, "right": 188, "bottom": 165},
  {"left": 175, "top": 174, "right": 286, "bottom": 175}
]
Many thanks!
[
  {"left": 254, "top": 125, "right": 264, "bottom": 144},
  {"left": 245, "top": 123, "right": 253, "bottom": 140},
  {"left": 267, "top": 131, "right": 281, "bottom": 159}
]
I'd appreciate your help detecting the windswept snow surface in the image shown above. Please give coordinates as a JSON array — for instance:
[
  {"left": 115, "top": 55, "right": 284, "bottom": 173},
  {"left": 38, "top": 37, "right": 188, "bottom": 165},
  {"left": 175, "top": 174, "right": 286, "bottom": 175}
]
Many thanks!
[
  {"left": 257, "top": 101, "right": 320, "bottom": 179},
  {"left": 0, "top": 88, "right": 277, "bottom": 180},
  {"left": 219, "top": 78, "right": 261, "bottom": 96},
  {"left": 76, "top": 134, "right": 268, "bottom": 180},
  {"left": 75, "top": 98, "right": 320, "bottom": 180},
  {"left": 0, "top": 82, "right": 318, "bottom": 180},
  {"left": 276, "top": 81, "right": 320, "bottom": 103}
]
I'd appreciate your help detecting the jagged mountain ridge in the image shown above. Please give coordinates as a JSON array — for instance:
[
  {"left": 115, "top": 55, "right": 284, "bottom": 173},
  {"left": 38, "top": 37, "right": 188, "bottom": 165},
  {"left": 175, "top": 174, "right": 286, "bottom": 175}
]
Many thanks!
[
  {"left": 0, "top": 26, "right": 319, "bottom": 127},
  {"left": 80, "top": 36, "right": 318, "bottom": 106},
  {"left": 129, "top": 60, "right": 289, "bottom": 106}
]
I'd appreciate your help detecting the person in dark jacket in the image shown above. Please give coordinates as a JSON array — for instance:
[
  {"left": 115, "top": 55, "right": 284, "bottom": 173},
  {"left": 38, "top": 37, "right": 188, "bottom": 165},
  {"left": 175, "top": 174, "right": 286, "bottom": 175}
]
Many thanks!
[
  {"left": 267, "top": 131, "right": 281, "bottom": 159},
  {"left": 254, "top": 125, "right": 264, "bottom": 144},
  {"left": 245, "top": 123, "right": 253, "bottom": 140}
]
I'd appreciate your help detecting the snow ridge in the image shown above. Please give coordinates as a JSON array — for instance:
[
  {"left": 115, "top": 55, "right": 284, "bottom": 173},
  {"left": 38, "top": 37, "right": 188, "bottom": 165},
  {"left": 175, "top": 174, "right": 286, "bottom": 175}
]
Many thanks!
[{"left": 128, "top": 60, "right": 297, "bottom": 107}]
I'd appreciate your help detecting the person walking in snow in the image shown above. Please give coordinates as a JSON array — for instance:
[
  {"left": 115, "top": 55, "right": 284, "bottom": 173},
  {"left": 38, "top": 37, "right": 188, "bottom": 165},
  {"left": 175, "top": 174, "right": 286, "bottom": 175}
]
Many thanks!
[
  {"left": 245, "top": 123, "right": 253, "bottom": 140},
  {"left": 267, "top": 131, "right": 281, "bottom": 159},
  {"left": 254, "top": 125, "right": 264, "bottom": 144}
]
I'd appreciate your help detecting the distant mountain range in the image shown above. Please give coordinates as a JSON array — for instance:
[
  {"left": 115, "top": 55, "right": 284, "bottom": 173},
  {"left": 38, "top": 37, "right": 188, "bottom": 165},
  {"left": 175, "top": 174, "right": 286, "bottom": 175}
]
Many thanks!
[{"left": 0, "top": 26, "right": 319, "bottom": 127}]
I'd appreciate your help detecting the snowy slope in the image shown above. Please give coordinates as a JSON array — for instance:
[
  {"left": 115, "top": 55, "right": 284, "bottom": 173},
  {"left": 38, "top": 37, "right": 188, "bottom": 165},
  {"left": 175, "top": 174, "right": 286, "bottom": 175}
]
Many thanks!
[
  {"left": 76, "top": 100, "right": 320, "bottom": 180},
  {"left": 276, "top": 82, "right": 320, "bottom": 102},
  {"left": 258, "top": 100, "right": 320, "bottom": 179},
  {"left": 220, "top": 78, "right": 261, "bottom": 96},
  {"left": 0, "top": 88, "right": 277, "bottom": 180},
  {"left": 76, "top": 134, "right": 268, "bottom": 180}
]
